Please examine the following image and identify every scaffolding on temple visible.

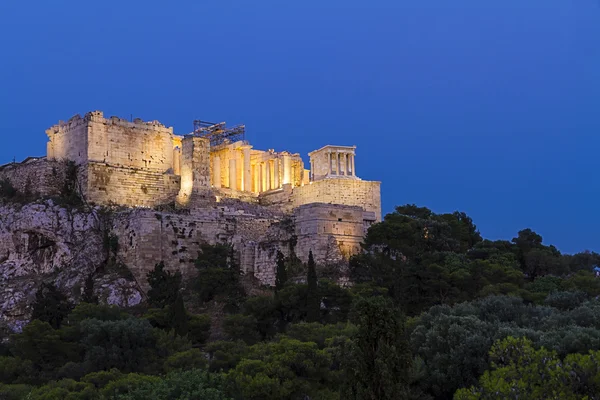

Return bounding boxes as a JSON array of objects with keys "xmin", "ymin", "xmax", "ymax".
[{"xmin": 192, "ymin": 120, "xmax": 246, "ymax": 147}]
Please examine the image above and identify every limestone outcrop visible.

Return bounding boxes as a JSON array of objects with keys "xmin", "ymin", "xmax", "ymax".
[{"xmin": 0, "ymin": 201, "xmax": 142, "ymax": 331}]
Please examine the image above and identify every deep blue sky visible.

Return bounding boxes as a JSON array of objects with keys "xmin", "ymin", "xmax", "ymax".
[{"xmin": 1, "ymin": 1, "xmax": 599, "ymax": 254}]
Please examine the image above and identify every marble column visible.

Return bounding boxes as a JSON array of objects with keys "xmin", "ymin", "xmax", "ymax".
[
  {"xmin": 252, "ymin": 164, "xmax": 258, "ymax": 193},
  {"xmin": 351, "ymin": 154, "xmax": 355, "ymax": 177},
  {"xmin": 229, "ymin": 159, "xmax": 237, "ymax": 190},
  {"xmin": 242, "ymin": 145, "xmax": 251, "ymax": 192},
  {"xmin": 273, "ymin": 157, "xmax": 280, "ymax": 188},
  {"xmin": 282, "ymin": 154, "xmax": 291, "ymax": 184},
  {"xmin": 261, "ymin": 162, "xmax": 267, "ymax": 192},
  {"xmin": 173, "ymin": 147, "xmax": 181, "ymax": 176},
  {"xmin": 213, "ymin": 156, "xmax": 221, "ymax": 188},
  {"xmin": 266, "ymin": 160, "xmax": 272, "ymax": 190},
  {"xmin": 340, "ymin": 152, "xmax": 346, "ymax": 176}
]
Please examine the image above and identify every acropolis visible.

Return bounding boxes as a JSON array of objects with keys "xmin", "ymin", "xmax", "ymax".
[{"xmin": 0, "ymin": 111, "xmax": 381, "ymax": 287}]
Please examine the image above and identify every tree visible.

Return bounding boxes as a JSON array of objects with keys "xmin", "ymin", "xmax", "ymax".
[
  {"xmin": 455, "ymin": 336, "xmax": 600, "ymax": 399},
  {"xmin": 306, "ymin": 250, "xmax": 320, "ymax": 323},
  {"xmin": 9, "ymin": 321, "xmax": 72, "ymax": 380},
  {"xmin": 79, "ymin": 318, "xmax": 160, "ymax": 374},
  {"xmin": 274, "ymin": 250, "xmax": 287, "ymax": 292},
  {"xmin": 342, "ymin": 296, "xmax": 412, "ymax": 400},
  {"xmin": 81, "ymin": 274, "xmax": 98, "ymax": 304},
  {"xmin": 227, "ymin": 337, "xmax": 334, "ymax": 400},
  {"xmin": 195, "ymin": 243, "xmax": 245, "ymax": 309},
  {"xmin": 31, "ymin": 282, "xmax": 72, "ymax": 329},
  {"xmin": 146, "ymin": 261, "xmax": 181, "ymax": 308},
  {"xmin": 111, "ymin": 369, "xmax": 229, "ymax": 400},
  {"xmin": 169, "ymin": 293, "xmax": 189, "ymax": 337}
]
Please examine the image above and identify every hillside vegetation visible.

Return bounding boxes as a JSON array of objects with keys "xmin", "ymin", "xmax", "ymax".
[{"xmin": 1, "ymin": 204, "xmax": 600, "ymax": 399}]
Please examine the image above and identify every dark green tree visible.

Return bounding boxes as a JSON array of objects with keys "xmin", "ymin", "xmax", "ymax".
[
  {"xmin": 274, "ymin": 250, "xmax": 287, "ymax": 292},
  {"xmin": 169, "ymin": 293, "xmax": 188, "ymax": 337},
  {"xmin": 31, "ymin": 282, "xmax": 72, "ymax": 329},
  {"xmin": 195, "ymin": 243, "xmax": 245, "ymax": 309},
  {"xmin": 342, "ymin": 296, "xmax": 411, "ymax": 400},
  {"xmin": 81, "ymin": 274, "xmax": 98, "ymax": 304},
  {"xmin": 146, "ymin": 261, "xmax": 181, "ymax": 308},
  {"xmin": 306, "ymin": 250, "xmax": 320, "ymax": 323}
]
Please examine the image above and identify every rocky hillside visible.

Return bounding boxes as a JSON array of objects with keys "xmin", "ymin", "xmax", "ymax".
[{"xmin": 0, "ymin": 201, "xmax": 143, "ymax": 331}]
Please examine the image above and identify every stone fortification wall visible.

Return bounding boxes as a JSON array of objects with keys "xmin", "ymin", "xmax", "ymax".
[
  {"xmin": 112, "ymin": 206, "xmax": 282, "ymax": 289},
  {"xmin": 86, "ymin": 112, "xmax": 176, "ymax": 172},
  {"xmin": 0, "ymin": 159, "xmax": 65, "ymax": 198},
  {"xmin": 86, "ymin": 163, "xmax": 180, "ymax": 207},
  {"xmin": 110, "ymin": 201, "xmax": 364, "ymax": 288},
  {"xmin": 46, "ymin": 111, "xmax": 177, "ymax": 173},
  {"xmin": 292, "ymin": 179, "xmax": 381, "ymax": 222},
  {"xmin": 294, "ymin": 203, "xmax": 366, "ymax": 259},
  {"xmin": 260, "ymin": 179, "xmax": 382, "ymax": 222},
  {"xmin": 46, "ymin": 115, "xmax": 89, "ymax": 164}
]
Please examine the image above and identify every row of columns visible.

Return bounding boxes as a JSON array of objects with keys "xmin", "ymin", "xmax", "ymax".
[
  {"xmin": 328, "ymin": 151, "xmax": 355, "ymax": 177},
  {"xmin": 253, "ymin": 157, "xmax": 285, "ymax": 193},
  {"xmin": 212, "ymin": 148, "xmax": 296, "ymax": 193},
  {"xmin": 213, "ymin": 146, "xmax": 252, "ymax": 192}
]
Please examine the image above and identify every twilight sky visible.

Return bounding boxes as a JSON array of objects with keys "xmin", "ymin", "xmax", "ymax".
[{"xmin": 0, "ymin": 1, "xmax": 599, "ymax": 254}]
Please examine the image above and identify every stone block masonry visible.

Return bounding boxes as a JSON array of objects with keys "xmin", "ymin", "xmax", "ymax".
[
  {"xmin": 47, "ymin": 111, "xmax": 179, "ymax": 173},
  {"xmin": 86, "ymin": 163, "xmax": 180, "ymax": 207},
  {"xmin": 177, "ymin": 136, "xmax": 212, "ymax": 206},
  {"xmin": 0, "ymin": 158, "xmax": 66, "ymax": 198},
  {"xmin": 292, "ymin": 179, "xmax": 381, "ymax": 222}
]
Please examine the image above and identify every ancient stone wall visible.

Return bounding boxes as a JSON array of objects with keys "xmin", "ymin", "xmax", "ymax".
[
  {"xmin": 46, "ymin": 115, "xmax": 89, "ymax": 164},
  {"xmin": 0, "ymin": 159, "xmax": 65, "ymax": 198},
  {"xmin": 291, "ymin": 179, "xmax": 382, "ymax": 221},
  {"xmin": 86, "ymin": 163, "xmax": 180, "ymax": 207},
  {"xmin": 86, "ymin": 112, "xmax": 176, "ymax": 172},
  {"xmin": 260, "ymin": 179, "xmax": 381, "ymax": 222},
  {"xmin": 178, "ymin": 137, "xmax": 212, "ymax": 206},
  {"xmin": 112, "ymin": 206, "xmax": 282, "ymax": 290},
  {"xmin": 294, "ymin": 203, "xmax": 366, "ymax": 259}
]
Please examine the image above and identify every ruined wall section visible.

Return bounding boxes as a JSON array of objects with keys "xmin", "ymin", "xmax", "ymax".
[
  {"xmin": 46, "ymin": 115, "xmax": 89, "ymax": 164},
  {"xmin": 112, "ymin": 206, "xmax": 282, "ymax": 290},
  {"xmin": 86, "ymin": 112, "xmax": 175, "ymax": 172},
  {"xmin": 292, "ymin": 179, "xmax": 381, "ymax": 222},
  {"xmin": 294, "ymin": 203, "xmax": 366, "ymax": 259},
  {"xmin": 86, "ymin": 164, "xmax": 180, "ymax": 207},
  {"xmin": 259, "ymin": 179, "xmax": 381, "ymax": 222},
  {"xmin": 0, "ymin": 159, "xmax": 65, "ymax": 198},
  {"xmin": 177, "ymin": 137, "xmax": 212, "ymax": 206}
]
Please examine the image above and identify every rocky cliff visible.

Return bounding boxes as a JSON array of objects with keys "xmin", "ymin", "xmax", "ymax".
[{"xmin": 0, "ymin": 201, "xmax": 143, "ymax": 331}]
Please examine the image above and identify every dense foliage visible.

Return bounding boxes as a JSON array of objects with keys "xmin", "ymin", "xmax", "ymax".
[{"xmin": 2, "ymin": 204, "xmax": 600, "ymax": 399}]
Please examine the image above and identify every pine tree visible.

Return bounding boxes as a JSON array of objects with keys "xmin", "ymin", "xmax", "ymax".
[
  {"xmin": 147, "ymin": 261, "xmax": 181, "ymax": 308},
  {"xmin": 342, "ymin": 296, "xmax": 412, "ymax": 400},
  {"xmin": 306, "ymin": 250, "xmax": 320, "ymax": 323},
  {"xmin": 170, "ymin": 293, "xmax": 189, "ymax": 337},
  {"xmin": 81, "ymin": 274, "xmax": 99, "ymax": 304},
  {"xmin": 31, "ymin": 282, "xmax": 73, "ymax": 329},
  {"xmin": 275, "ymin": 250, "xmax": 288, "ymax": 292}
]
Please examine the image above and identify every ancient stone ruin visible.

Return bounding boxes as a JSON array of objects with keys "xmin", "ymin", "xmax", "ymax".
[{"xmin": 0, "ymin": 111, "xmax": 381, "ymax": 327}]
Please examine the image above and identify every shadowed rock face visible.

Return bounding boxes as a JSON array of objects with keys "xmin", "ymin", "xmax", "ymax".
[{"xmin": 0, "ymin": 201, "xmax": 142, "ymax": 331}]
